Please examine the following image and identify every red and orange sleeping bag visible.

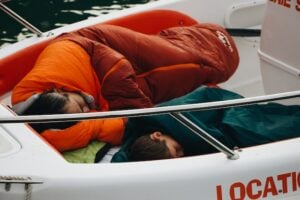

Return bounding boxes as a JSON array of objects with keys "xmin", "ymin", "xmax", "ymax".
[{"xmin": 11, "ymin": 10, "xmax": 239, "ymax": 152}]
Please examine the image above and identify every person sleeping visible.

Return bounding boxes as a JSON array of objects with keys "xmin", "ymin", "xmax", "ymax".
[
  {"xmin": 111, "ymin": 87, "xmax": 300, "ymax": 162},
  {"xmin": 11, "ymin": 22, "xmax": 239, "ymax": 152},
  {"xmin": 13, "ymin": 89, "xmax": 126, "ymax": 152}
]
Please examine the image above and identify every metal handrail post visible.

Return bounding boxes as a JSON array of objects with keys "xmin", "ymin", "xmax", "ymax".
[
  {"xmin": 170, "ymin": 112, "xmax": 240, "ymax": 160},
  {"xmin": 0, "ymin": 2, "xmax": 43, "ymax": 36}
]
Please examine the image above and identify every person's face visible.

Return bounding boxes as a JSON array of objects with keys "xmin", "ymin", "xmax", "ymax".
[
  {"xmin": 58, "ymin": 91, "xmax": 90, "ymax": 113},
  {"xmin": 150, "ymin": 132, "xmax": 184, "ymax": 158}
]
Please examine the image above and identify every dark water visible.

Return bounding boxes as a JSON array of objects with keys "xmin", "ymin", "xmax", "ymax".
[{"xmin": 0, "ymin": 0, "xmax": 154, "ymax": 48}]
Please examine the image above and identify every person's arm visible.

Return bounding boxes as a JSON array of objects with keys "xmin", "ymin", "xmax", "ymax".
[
  {"xmin": 41, "ymin": 118, "xmax": 125, "ymax": 152},
  {"xmin": 136, "ymin": 63, "xmax": 218, "ymax": 104},
  {"xmin": 55, "ymin": 28, "xmax": 153, "ymax": 110},
  {"xmin": 89, "ymin": 42, "xmax": 153, "ymax": 110}
]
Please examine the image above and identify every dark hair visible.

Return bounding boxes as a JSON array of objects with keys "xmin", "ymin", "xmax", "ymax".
[
  {"xmin": 22, "ymin": 90, "xmax": 77, "ymax": 132},
  {"xmin": 128, "ymin": 134, "xmax": 171, "ymax": 161}
]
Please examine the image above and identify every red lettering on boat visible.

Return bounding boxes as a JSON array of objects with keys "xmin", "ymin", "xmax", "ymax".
[
  {"xmin": 296, "ymin": 0, "xmax": 300, "ymax": 11},
  {"xmin": 263, "ymin": 176, "xmax": 278, "ymax": 197},
  {"xmin": 292, "ymin": 172, "xmax": 297, "ymax": 191},
  {"xmin": 298, "ymin": 172, "xmax": 300, "ymax": 188},
  {"xmin": 269, "ymin": 0, "xmax": 291, "ymax": 8},
  {"xmin": 216, "ymin": 185, "xmax": 223, "ymax": 200},
  {"xmin": 247, "ymin": 179, "xmax": 262, "ymax": 199},
  {"xmin": 215, "ymin": 171, "xmax": 300, "ymax": 199},
  {"xmin": 277, "ymin": 173, "xmax": 291, "ymax": 193},
  {"xmin": 230, "ymin": 182, "xmax": 245, "ymax": 200}
]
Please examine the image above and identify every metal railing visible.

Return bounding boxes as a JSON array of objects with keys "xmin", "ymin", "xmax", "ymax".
[
  {"xmin": 0, "ymin": 2, "xmax": 43, "ymax": 36},
  {"xmin": 170, "ymin": 112, "xmax": 240, "ymax": 159},
  {"xmin": 1, "ymin": 90, "xmax": 299, "ymax": 160},
  {"xmin": 1, "ymin": 90, "xmax": 299, "ymax": 124}
]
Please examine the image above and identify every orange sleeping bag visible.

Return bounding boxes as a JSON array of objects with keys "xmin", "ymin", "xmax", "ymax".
[
  {"xmin": 12, "ymin": 40, "xmax": 125, "ymax": 152},
  {"xmin": 57, "ymin": 23, "xmax": 239, "ymax": 109}
]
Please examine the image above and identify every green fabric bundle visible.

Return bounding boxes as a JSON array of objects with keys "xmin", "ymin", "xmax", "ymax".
[
  {"xmin": 63, "ymin": 141, "xmax": 107, "ymax": 163},
  {"xmin": 112, "ymin": 86, "xmax": 300, "ymax": 162}
]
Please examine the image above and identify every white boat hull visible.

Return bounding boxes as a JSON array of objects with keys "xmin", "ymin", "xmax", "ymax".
[{"xmin": 1, "ymin": 0, "xmax": 300, "ymax": 199}]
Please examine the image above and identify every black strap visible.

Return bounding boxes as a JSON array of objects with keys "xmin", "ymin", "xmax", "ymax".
[
  {"xmin": 225, "ymin": 28, "xmax": 261, "ymax": 37},
  {"xmin": 94, "ymin": 143, "xmax": 112, "ymax": 163}
]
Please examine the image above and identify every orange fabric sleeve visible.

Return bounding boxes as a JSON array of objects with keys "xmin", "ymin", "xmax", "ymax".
[
  {"xmin": 41, "ymin": 118, "xmax": 125, "ymax": 152},
  {"xmin": 100, "ymin": 58, "xmax": 153, "ymax": 109},
  {"xmin": 11, "ymin": 40, "xmax": 108, "ymax": 110},
  {"xmin": 136, "ymin": 63, "xmax": 210, "ymax": 104}
]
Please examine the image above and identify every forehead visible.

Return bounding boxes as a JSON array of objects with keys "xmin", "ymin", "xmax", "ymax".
[
  {"xmin": 61, "ymin": 98, "xmax": 79, "ymax": 113},
  {"xmin": 55, "ymin": 91, "xmax": 79, "ymax": 102},
  {"xmin": 44, "ymin": 91, "xmax": 68, "ymax": 103}
]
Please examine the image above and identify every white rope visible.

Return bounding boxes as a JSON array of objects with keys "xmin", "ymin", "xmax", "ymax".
[
  {"xmin": 25, "ymin": 184, "xmax": 32, "ymax": 200},
  {"xmin": 0, "ymin": 176, "xmax": 41, "ymax": 200}
]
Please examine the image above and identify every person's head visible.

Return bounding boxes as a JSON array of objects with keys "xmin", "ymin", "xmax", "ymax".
[
  {"xmin": 129, "ymin": 131, "xmax": 184, "ymax": 161},
  {"xmin": 13, "ymin": 89, "xmax": 91, "ymax": 132},
  {"xmin": 21, "ymin": 89, "xmax": 91, "ymax": 115}
]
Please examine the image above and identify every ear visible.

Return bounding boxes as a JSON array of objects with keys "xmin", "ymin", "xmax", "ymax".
[{"xmin": 150, "ymin": 131, "xmax": 162, "ymax": 141}]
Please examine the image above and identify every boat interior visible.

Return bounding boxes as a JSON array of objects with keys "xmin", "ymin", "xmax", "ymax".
[
  {"xmin": 0, "ymin": 0, "xmax": 299, "ymax": 162},
  {"xmin": 0, "ymin": 1, "xmax": 299, "ymax": 200}
]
